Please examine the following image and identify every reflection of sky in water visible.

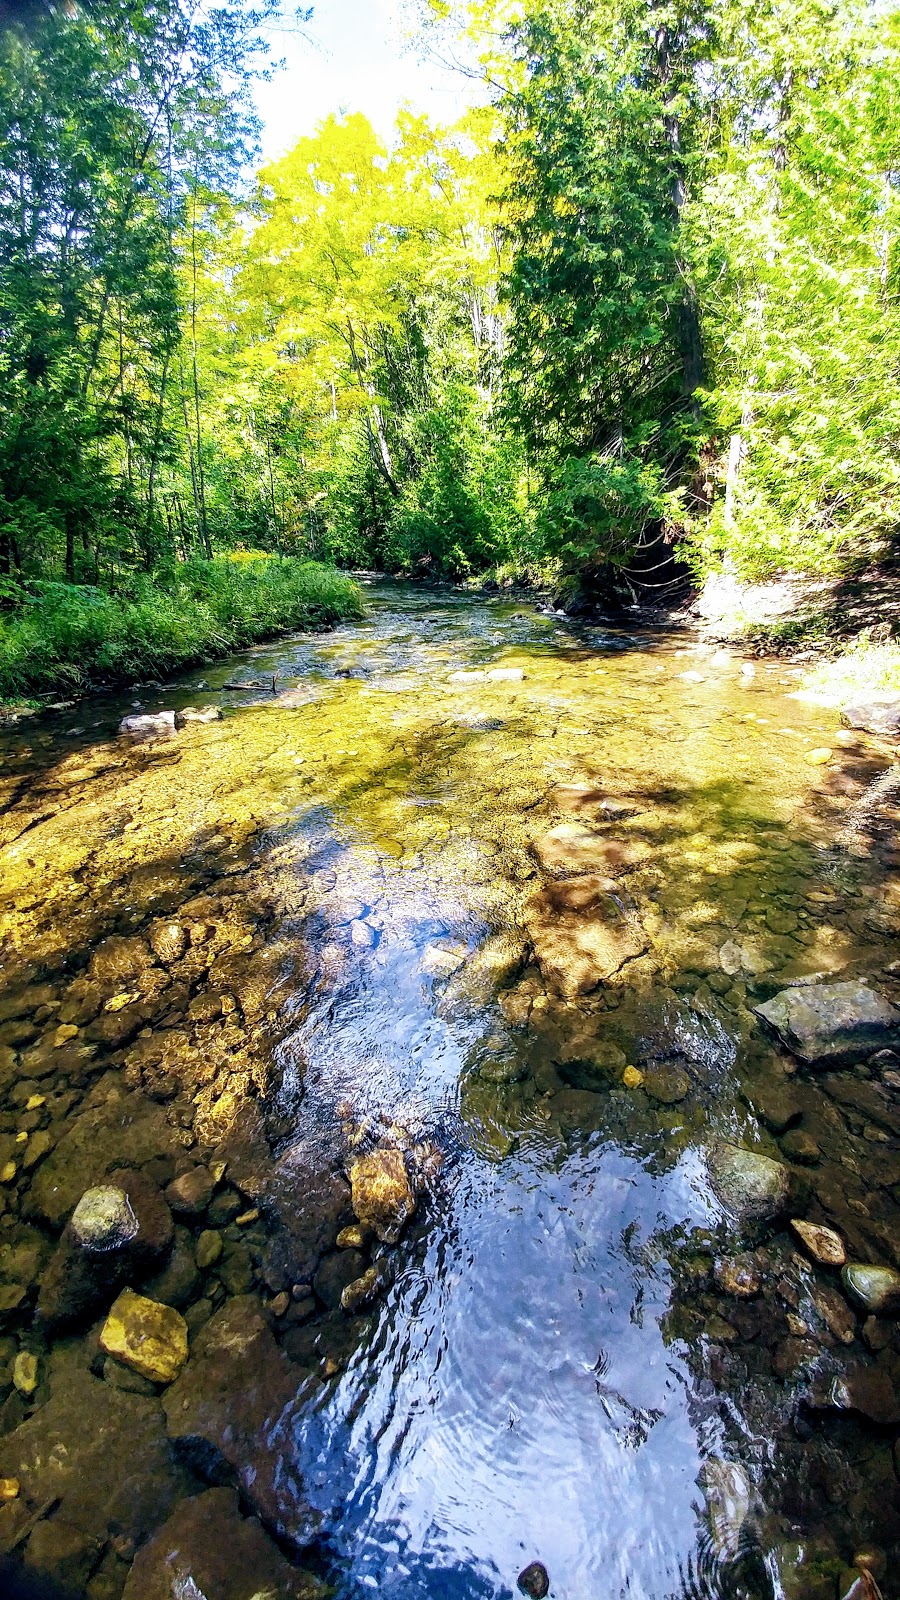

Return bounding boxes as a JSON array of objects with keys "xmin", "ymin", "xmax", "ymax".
[
  {"xmin": 269, "ymin": 800, "xmax": 720, "ymax": 1600},
  {"xmin": 293, "ymin": 1139, "xmax": 715, "ymax": 1600}
]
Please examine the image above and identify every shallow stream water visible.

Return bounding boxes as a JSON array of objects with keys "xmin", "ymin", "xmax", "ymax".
[{"xmin": 1, "ymin": 582, "xmax": 900, "ymax": 1600}]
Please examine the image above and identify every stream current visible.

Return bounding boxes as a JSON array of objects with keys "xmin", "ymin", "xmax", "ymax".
[{"xmin": 2, "ymin": 581, "xmax": 900, "ymax": 1600}]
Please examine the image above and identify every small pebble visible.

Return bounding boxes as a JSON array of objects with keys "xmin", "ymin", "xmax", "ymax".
[
  {"xmin": 271, "ymin": 1292, "xmax": 290, "ymax": 1317},
  {"xmin": 13, "ymin": 1351, "xmax": 38, "ymax": 1396},
  {"xmin": 235, "ymin": 1207, "xmax": 259, "ymax": 1227},
  {"xmin": 0, "ymin": 1478, "xmax": 19, "ymax": 1500}
]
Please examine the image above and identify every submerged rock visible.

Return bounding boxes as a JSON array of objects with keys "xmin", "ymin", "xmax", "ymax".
[
  {"xmin": 642, "ymin": 1065, "xmax": 690, "ymax": 1104},
  {"xmin": 702, "ymin": 1458, "xmax": 752, "ymax": 1561},
  {"xmin": 708, "ymin": 1143, "xmax": 800, "ymax": 1234},
  {"xmin": 754, "ymin": 982, "xmax": 900, "ymax": 1065},
  {"xmin": 341, "ymin": 1265, "xmax": 381, "ymax": 1315},
  {"xmin": 163, "ymin": 1297, "xmax": 305, "ymax": 1542},
  {"xmin": 100, "ymin": 1289, "xmax": 189, "ymax": 1385},
  {"xmin": 526, "ymin": 878, "xmax": 647, "ymax": 998},
  {"xmin": 123, "ymin": 1488, "xmax": 327, "ymax": 1600},
  {"xmin": 842, "ymin": 1263, "xmax": 900, "ymax": 1317},
  {"xmin": 0, "ymin": 1369, "xmax": 189, "ymax": 1546},
  {"xmin": 38, "ymin": 1170, "xmax": 174, "ymax": 1329},
  {"xmin": 27, "ymin": 1087, "xmax": 180, "ymax": 1228},
  {"xmin": 530, "ymin": 822, "xmax": 650, "ymax": 879},
  {"xmin": 349, "ymin": 1148, "xmax": 415, "ymax": 1244},
  {"xmin": 790, "ymin": 1219, "xmax": 846, "ymax": 1267}
]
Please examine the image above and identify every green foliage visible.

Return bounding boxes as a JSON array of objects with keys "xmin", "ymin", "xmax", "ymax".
[{"xmin": 0, "ymin": 557, "xmax": 362, "ymax": 699}]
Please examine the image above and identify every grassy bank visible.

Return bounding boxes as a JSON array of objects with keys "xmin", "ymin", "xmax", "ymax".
[{"xmin": 0, "ymin": 554, "xmax": 364, "ymax": 702}]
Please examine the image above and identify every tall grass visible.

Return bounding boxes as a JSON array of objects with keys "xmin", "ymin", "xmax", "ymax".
[{"xmin": 0, "ymin": 555, "xmax": 364, "ymax": 700}]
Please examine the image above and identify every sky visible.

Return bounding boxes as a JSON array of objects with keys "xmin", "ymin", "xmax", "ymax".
[{"xmin": 254, "ymin": 0, "xmax": 481, "ymax": 165}]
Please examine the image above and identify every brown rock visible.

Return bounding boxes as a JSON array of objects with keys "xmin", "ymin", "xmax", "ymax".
[
  {"xmin": 0, "ymin": 1369, "xmax": 190, "ymax": 1546},
  {"xmin": 122, "ymin": 1488, "xmax": 326, "ymax": 1600},
  {"xmin": 165, "ymin": 1166, "xmax": 215, "ymax": 1217},
  {"xmin": 163, "ymin": 1298, "xmax": 305, "ymax": 1543},
  {"xmin": 531, "ymin": 823, "xmax": 650, "ymax": 878},
  {"xmin": 349, "ymin": 1149, "xmax": 415, "ymax": 1243},
  {"xmin": 526, "ymin": 882, "xmax": 646, "ymax": 999},
  {"xmin": 790, "ymin": 1219, "xmax": 846, "ymax": 1267}
]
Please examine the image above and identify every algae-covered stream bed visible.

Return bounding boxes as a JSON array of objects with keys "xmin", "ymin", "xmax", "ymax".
[{"xmin": 1, "ymin": 581, "xmax": 900, "ymax": 1600}]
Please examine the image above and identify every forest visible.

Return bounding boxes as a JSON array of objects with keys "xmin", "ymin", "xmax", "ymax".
[{"xmin": 1, "ymin": 0, "xmax": 899, "ymax": 696}]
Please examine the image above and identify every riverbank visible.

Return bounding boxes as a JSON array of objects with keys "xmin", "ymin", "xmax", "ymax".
[{"xmin": 0, "ymin": 556, "xmax": 364, "ymax": 710}]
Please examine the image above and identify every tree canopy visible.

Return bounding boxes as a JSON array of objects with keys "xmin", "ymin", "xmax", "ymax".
[{"xmin": 1, "ymin": 0, "xmax": 899, "ymax": 599}]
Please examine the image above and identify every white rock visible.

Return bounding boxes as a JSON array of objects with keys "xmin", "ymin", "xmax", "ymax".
[
  {"xmin": 175, "ymin": 705, "xmax": 222, "ymax": 726},
  {"xmin": 118, "ymin": 711, "xmax": 176, "ymax": 741}
]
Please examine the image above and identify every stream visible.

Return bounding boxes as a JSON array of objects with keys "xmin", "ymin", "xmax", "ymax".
[{"xmin": 1, "ymin": 580, "xmax": 900, "ymax": 1600}]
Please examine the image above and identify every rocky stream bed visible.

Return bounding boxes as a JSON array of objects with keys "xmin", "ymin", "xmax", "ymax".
[{"xmin": 1, "ymin": 582, "xmax": 900, "ymax": 1599}]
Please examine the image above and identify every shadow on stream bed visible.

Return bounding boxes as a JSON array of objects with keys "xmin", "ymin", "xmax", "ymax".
[{"xmin": 0, "ymin": 584, "xmax": 899, "ymax": 1598}]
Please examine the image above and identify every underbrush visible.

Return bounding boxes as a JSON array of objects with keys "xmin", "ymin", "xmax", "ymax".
[
  {"xmin": 796, "ymin": 632, "xmax": 900, "ymax": 706},
  {"xmin": 0, "ymin": 555, "xmax": 363, "ymax": 701}
]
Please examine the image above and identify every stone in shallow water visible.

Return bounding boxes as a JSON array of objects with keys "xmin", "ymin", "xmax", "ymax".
[
  {"xmin": 526, "ymin": 878, "xmax": 647, "ymax": 999},
  {"xmin": 122, "ymin": 1488, "xmax": 327, "ymax": 1600},
  {"xmin": 642, "ymin": 1065, "xmax": 690, "ymax": 1104},
  {"xmin": 38, "ymin": 1169, "xmax": 174, "ymax": 1330},
  {"xmin": 790, "ymin": 1219, "xmax": 846, "ymax": 1266},
  {"xmin": 69, "ymin": 1186, "xmax": 138, "ymax": 1251},
  {"xmin": 163, "ymin": 1298, "xmax": 306, "ymax": 1544},
  {"xmin": 811, "ymin": 1366, "xmax": 900, "ymax": 1425},
  {"xmin": 100, "ymin": 1289, "xmax": 188, "ymax": 1384},
  {"xmin": 708, "ymin": 1143, "xmax": 799, "ymax": 1234},
  {"xmin": 842, "ymin": 1263, "xmax": 900, "ymax": 1317},
  {"xmin": 518, "ymin": 1561, "xmax": 550, "ymax": 1598},
  {"xmin": 349, "ymin": 1148, "xmax": 415, "ymax": 1244},
  {"xmin": 530, "ymin": 822, "xmax": 650, "ymax": 879},
  {"xmin": 754, "ymin": 982, "xmax": 900, "ymax": 1065},
  {"xmin": 715, "ymin": 1255, "xmax": 762, "ymax": 1297},
  {"xmin": 341, "ymin": 1266, "xmax": 381, "ymax": 1314},
  {"xmin": 0, "ymin": 1370, "xmax": 189, "ymax": 1546},
  {"xmin": 27, "ymin": 1087, "xmax": 180, "ymax": 1228}
]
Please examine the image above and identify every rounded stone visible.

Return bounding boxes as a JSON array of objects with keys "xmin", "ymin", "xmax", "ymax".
[
  {"xmin": 70, "ymin": 1187, "xmax": 139, "ymax": 1253},
  {"xmin": 842, "ymin": 1263, "xmax": 900, "ymax": 1317},
  {"xmin": 643, "ymin": 1066, "xmax": 690, "ymax": 1104},
  {"xmin": 518, "ymin": 1562, "xmax": 550, "ymax": 1598}
]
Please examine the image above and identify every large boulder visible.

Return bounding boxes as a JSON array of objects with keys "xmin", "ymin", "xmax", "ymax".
[
  {"xmin": 841, "ymin": 696, "xmax": 900, "ymax": 737},
  {"xmin": 37, "ymin": 1171, "xmax": 174, "ymax": 1329},
  {"xmin": 709, "ymin": 1143, "xmax": 801, "ymax": 1235},
  {"xmin": 163, "ymin": 1298, "xmax": 308, "ymax": 1544},
  {"xmin": 0, "ymin": 1369, "xmax": 190, "ymax": 1547},
  {"xmin": 122, "ymin": 1488, "xmax": 327, "ymax": 1600},
  {"xmin": 754, "ymin": 982, "xmax": 900, "ymax": 1065}
]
